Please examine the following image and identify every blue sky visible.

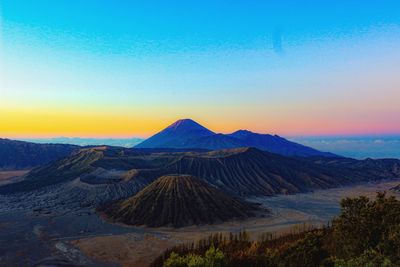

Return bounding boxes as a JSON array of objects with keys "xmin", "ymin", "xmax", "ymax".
[{"xmin": 1, "ymin": 1, "xmax": 400, "ymax": 137}]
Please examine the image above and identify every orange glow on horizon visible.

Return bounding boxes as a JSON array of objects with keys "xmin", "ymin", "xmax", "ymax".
[{"xmin": 1, "ymin": 106, "xmax": 399, "ymax": 139}]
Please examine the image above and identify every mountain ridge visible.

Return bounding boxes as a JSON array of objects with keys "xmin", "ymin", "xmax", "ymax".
[
  {"xmin": 1, "ymin": 146, "xmax": 399, "ymax": 198},
  {"xmin": 135, "ymin": 119, "xmax": 337, "ymax": 157},
  {"xmin": 0, "ymin": 138, "xmax": 79, "ymax": 170}
]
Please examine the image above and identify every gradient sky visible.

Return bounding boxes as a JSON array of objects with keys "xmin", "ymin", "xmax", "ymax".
[{"xmin": 1, "ymin": 1, "xmax": 400, "ymax": 138}]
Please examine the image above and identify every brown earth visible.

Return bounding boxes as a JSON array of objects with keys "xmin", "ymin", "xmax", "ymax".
[
  {"xmin": 0, "ymin": 170, "xmax": 30, "ymax": 185},
  {"xmin": 71, "ymin": 233, "xmax": 189, "ymax": 267},
  {"xmin": 71, "ymin": 180, "xmax": 400, "ymax": 267}
]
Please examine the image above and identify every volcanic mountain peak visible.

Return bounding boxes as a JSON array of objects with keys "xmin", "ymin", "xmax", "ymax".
[
  {"xmin": 136, "ymin": 119, "xmax": 335, "ymax": 157},
  {"xmin": 163, "ymin": 119, "xmax": 214, "ymax": 134},
  {"xmin": 135, "ymin": 119, "xmax": 214, "ymax": 148},
  {"xmin": 166, "ymin": 118, "xmax": 207, "ymax": 130},
  {"xmin": 102, "ymin": 174, "xmax": 260, "ymax": 227}
]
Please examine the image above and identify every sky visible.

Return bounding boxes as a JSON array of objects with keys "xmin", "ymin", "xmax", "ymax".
[
  {"xmin": 291, "ymin": 136, "xmax": 400, "ymax": 159},
  {"xmin": 1, "ymin": 1, "xmax": 400, "ymax": 138}
]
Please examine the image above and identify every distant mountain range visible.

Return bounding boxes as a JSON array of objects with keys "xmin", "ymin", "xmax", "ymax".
[
  {"xmin": 1, "ymin": 145, "xmax": 399, "ymax": 227},
  {"xmin": 0, "ymin": 139, "xmax": 79, "ymax": 170},
  {"xmin": 135, "ymin": 119, "xmax": 336, "ymax": 157},
  {"xmin": 19, "ymin": 137, "xmax": 144, "ymax": 148}
]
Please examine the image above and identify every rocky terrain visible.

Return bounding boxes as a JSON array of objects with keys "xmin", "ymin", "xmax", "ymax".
[
  {"xmin": 102, "ymin": 175, "xmax": 261, "ymax": 227},
  {"xmin": 2, "ymin": 146, "xmax": 400, "ymax": 200},
  {"xmin": 1, "ymin": 177, "xmax": 399, "ymax": 266},
  {"xmin": 1, "ymin": 136, "xmax": 400, "ymax": 266},
  {"xmin": 0, "ymin": 142, "xmax": 399, "ymax": 266}
]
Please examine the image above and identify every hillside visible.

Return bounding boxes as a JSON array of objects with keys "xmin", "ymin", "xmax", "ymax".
[
  {"xmin": 0, "ymin": 147, "xmax": 105, "ymax": 193},
  {"xmin": 0, "ymin": 146, "xmax": 169, "ymax": 194},
  {"xmin": 228, "ymin": 130, "xmax": 336, "ymax": 157},
  {"xmin": 309, "ymin": 157, "xmax": 400, "ymax": 179},
  {"xmin": 0, "ymin": 138, "xmax": 78, "ymax": 170},
  {"xmin": 102, "ymin": 175, "xmax": 260, "ymax": 227},
  {"xmin": 163, "ymin": 147, "xmax": 349, "ymax": 196},
  {"xmin": 152, "ymin": 193, "xmax": 400, "ymax": 267},
  {"xmin": 2, "ymin": 146, "xmax": 400, "ymax": 197},
  {"xmin": 136, "ymin": 148, "xmax": 400, "ymax": 196}
]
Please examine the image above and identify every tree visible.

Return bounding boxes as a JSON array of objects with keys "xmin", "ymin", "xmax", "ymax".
[
  {"xmin": 279, "ymin": 231, "xmax": 330, "ymax": 267},
  {"xmin": 332, "ymin": 192, "xmax": 400, "ymax": 264}
]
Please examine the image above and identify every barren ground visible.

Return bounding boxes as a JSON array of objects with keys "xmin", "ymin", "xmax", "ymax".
[
  {"xmin": 70, "ymin": 180, "xmax": 400, "ymax": 267},
  {"xmin": 0, "ymin": 170, "xmax": 29, "ymax": 185},
  {"xmin": 1, "ymin": 177, "xmax": 399, "ymax": 266}
]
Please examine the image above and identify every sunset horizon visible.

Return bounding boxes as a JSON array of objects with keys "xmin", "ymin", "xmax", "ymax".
[
  {"xmin": 2, "ymin": 2, "xmax": 400, "ymax": 139},
  {"xmin": 1, "ymin": 2, "xmax": 400, "ymax": 266}
]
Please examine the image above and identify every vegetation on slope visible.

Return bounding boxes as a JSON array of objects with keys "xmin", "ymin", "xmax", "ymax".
[
  {"xmin": 152, "ymin": 192, "xmax": 400, "ymax": 267},
  {"xmin": 101, "ymin": 175, "xmax": 261, "ymax": 227}
]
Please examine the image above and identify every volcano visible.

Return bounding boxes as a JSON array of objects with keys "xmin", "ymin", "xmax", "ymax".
[
  {"xmin": 135, "ymin": 119, "xmax": 215, "ymax": 149},
  {"xmin": 102, "ymin": 174, "xmax": 260, "ymax": 227},
  {"xmin": 135, "ymin": 119, "xmax": 336, "ymax": 157}
]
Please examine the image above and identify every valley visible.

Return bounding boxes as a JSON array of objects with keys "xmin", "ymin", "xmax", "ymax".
[
  {"xmin": 0, "ymin": 179, "xmax": 398, "ymax": 266},
  {"xmin": 3, "ymin": 2, "xmax": 399, "ymax": 265},
  {"xmin": 1, "ymin": 120, "xmax": 400, "ymax": 266}
]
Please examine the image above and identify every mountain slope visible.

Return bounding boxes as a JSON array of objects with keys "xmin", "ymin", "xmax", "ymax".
[
  {"xmin": 0, "ymin": 146, "xmax": 169, "ymax": 194},
  {"xmin": 102, "ymin": 175, "xmax": 260, "ymax": 227},
  {"xmin": 0, "ymin": 147, "xmax": 105, "ymax": 193},
  {"xmin": 135, "ymin": 119, "xmax": 335, "ymax": 157},
  {"xmin": 228, "ymin": 130, "xmax": 336, "ymax": 157},
  {"xmin": 164, "ymin": 148, "xmax": 349, "ymax": 196},
  {"xmin": 0, "ymin": 138, "xmax": 78, "ymax": 170},
  {"xmin": 309, "ymin": 157, "xmax": 400, "ymax": 181},
  {"xmin": 135, "ymin": 119, "xmax": 215, "ymax": 148},
  {"xmin": 183, "ymin": 133, "xmax": 245, "ymax": 150},
  {"xmin": 2, "ymin": 146, "xmax": 398, "ymax": 198},
  {"xmin": 164, "ymin": 148, "xmax": 400, "ymax": 196}
]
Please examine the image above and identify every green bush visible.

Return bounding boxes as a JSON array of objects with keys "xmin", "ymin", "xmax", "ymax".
[
  {"xmin": 164, "ymin": 246, "xmax": 225, "ymax": 267},
  {"xmin": 332, "ymin": 192, "xmax": 400, "ymax": 264},
  {"xmin": 158, "ymin": 193, "xmax": 400, "ymax": 267},
  {"xmin": 187, "ymin": 254, "xmax": 205, "ymax": 267},
  {"xmin": 279, "ymin": 231, "xmax": 330, "ymax": 267},
  {"xmin": 334, "ymin": 249, "xmax": 393, "ymax": 267},
  {"xmin": 204, "ymin": 246, "xmax": 225, "ymax": 267},
  {"xmin": 164, "ymin": 252, "xmax": 187, "ymax": 267}
]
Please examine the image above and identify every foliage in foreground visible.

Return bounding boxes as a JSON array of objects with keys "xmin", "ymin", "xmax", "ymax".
[{"xmin": 151, "ymin": 192, "xmax": 400, "ymax": 267}]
